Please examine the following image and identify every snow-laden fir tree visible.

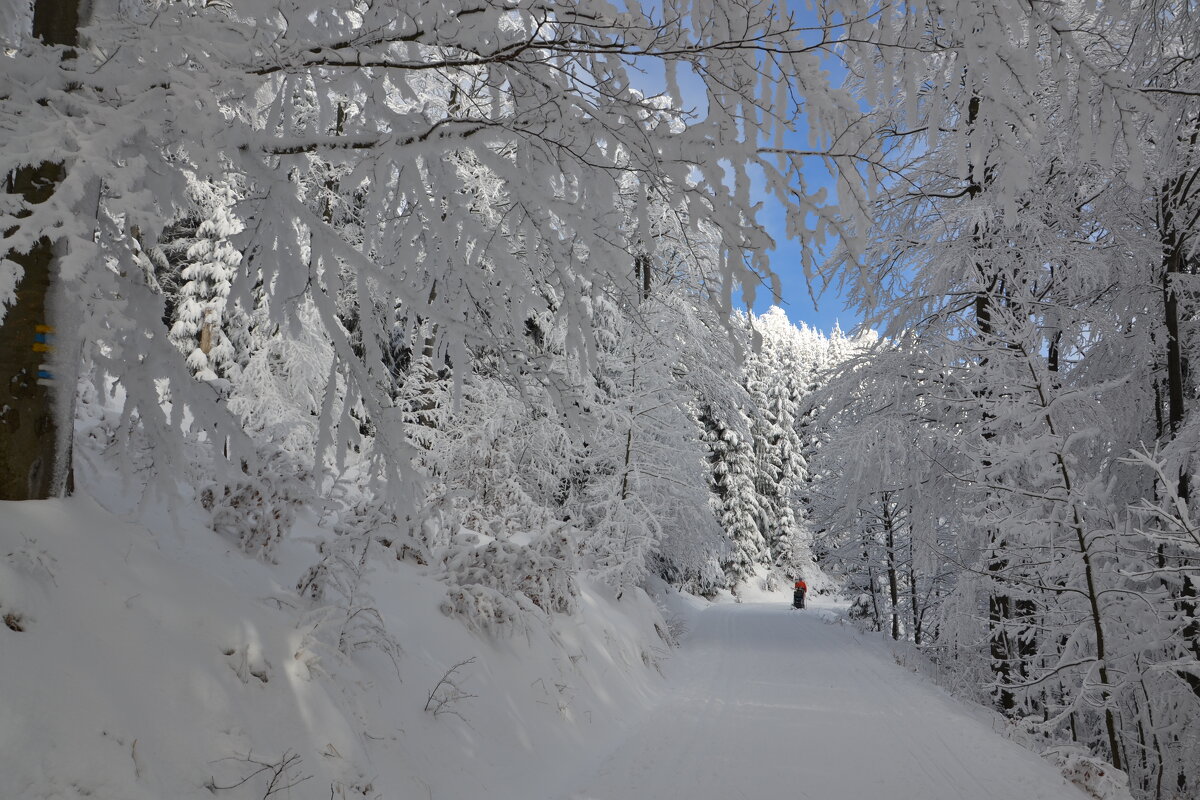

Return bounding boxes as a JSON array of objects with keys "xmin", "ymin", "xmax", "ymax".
[
  {"xmin": 745, "ymin": 308, "xmax": 816, "ymax": 579},
  {"xmin": 169, "ymin": 181, "xmax": 240, "ymax": 384},
  {"xmin": 715, "ymin": 308, "xmax": 869, "ymax": 589},
  {"xmin": 699, "ymin": 403, "xmax": 767, "ymax": 587}
]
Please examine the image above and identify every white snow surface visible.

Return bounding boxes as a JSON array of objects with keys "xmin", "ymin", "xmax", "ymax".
[
  {"xmin": 0, "ymin": 496, "xmax": 665, "ymax": 800},
  {"xmin": 2, "ymin": 495, "xmax": 1092, "ymax": 800},
  {"xmin": 557, "ymin": 598, "xmax": 1093, "ymax": 800}
]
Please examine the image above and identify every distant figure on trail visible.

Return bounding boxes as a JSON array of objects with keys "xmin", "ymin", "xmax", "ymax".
[{"xmin": 793, "ymin": 579, "xmax": 807, "ymax": 609}]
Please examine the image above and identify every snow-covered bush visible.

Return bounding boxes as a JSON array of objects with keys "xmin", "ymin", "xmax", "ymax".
[
  {"xmin": 0, "ymin": 536, "xmax": 57, "ymax": 633},
  {"xmin": 847, "ymin": 593, "xmax": 873, "ymax": 621},
  {"xmin": 1043, "ymin": 747, "xmax": 1134, "ymax": 800},
  {"xmin": 651, "ymin": 546, "xmax": 727, "ymax": 600},
  {"xmin": 579, "ymin": 492, "xmax": 660, "ymax": 593},
  {"xmin": 294, "ymin": 533, "xmax": 401, "ymax": 677},
  {"xmin": 201, "ymin": 448, "xmax": 309, "ymax": 560},
  {"xmin": 439, "ymin": 526, "xmax": 578, "ymax": 635},
  {"xmin": 290, "ymin": 498, "xmax": 412, "ymax": 679},
  {"xmin": 299, "ymin": 498, "xmax": 425, "ymax": 594}
]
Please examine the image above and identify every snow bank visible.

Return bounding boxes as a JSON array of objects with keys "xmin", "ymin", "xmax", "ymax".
[
  {"xmin": 645, "ymin": 576, "xmax": 710, "ymax": 643},
  {"xmin": 865, "ymin": 621, "xmax": 1133, "ymax": 800},
  {"xmin": 0, "ymin": 496, "xmax": 669, "ymax": 800}
]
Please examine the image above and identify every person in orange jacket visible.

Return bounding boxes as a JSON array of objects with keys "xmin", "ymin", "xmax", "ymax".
[{"xmin": 793, "ymin": 579, "xmax": 807, "ymax": 609}]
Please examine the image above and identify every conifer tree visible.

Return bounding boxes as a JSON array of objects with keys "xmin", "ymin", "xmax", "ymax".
[
  {"xmin": 747, "ymin": 308, "xmax": 818, "ymax": 576},
  {"xmin": 700, "ymin": 404, "xmax": 768, "ymax": 586},
  {"xmin": 169, "ymin": 183, "xmax": 240, "ymax": 383}
]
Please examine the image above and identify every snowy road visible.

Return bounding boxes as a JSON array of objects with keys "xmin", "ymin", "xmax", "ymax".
[{"xmin": 557, "ymin": 601, "xmax": 1089, "ymax": 800}]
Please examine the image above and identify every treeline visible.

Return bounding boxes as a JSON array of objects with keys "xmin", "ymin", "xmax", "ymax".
[
  {"xmin": 117, "ymin": 165, "xmax": 857, "ymax": 608},
  {"xmin": 809, "ymin": 1, "xmax": 1200, "ymax": 796}
]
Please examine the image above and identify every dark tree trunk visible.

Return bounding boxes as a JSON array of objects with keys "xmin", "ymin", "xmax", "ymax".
[
  {"xmin": 1158, "ymin": 121, "xmax": 1200, "ymax": 501},
  {"xmin": 634, "ymin": 253, "xmax": 651, "ymax": 301},
  {"xmin": 1162, "ymin": 231, "xmax": 1189, "ymax": 501},
  {"xmin": 909, "ymin": 533, "xmax": 921, "ymax": 645},
  {"xmin": 988, "ymin": 584, "xmax": 1016, "ymax": 712},
  {"xmin": 0, "ymin": 1, "xmax": 91, "ymax": 499},
  {"xmin": 0, "ymin": 165, "xmax": 69, "ymax": 499},
  {"xmin": 882, "ymin": 495, "xmax": 901, "ymax": 641},
  {"xmin": 33, "ymin": 0, "xmax": 81, "ymax": 46}
]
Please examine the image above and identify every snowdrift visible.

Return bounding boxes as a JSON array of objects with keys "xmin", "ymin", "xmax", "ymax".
[{"xmin": 0, "ymin": 496, "xmax": 669, "ymax": 800}]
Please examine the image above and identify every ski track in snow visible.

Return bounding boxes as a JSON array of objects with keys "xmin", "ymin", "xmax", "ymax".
[{"xmin": 556, "ymin": 601, "xmax": 1090, "ymax": 800}]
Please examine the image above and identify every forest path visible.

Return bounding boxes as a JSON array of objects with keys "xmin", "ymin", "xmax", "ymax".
[{"xmin": 553, "ymin": 600, "xmax": 1090, "ymax": 800}]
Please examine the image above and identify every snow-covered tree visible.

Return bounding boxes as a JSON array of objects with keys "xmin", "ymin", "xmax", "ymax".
[
  {"xmin": 704, "ymin": 309, "xmax": 870, "ymax": 589},
  {"xmin": 4, "ymin": 0, "xmax": 1197, "ymax": 790},
  {"xmin": 699, "ymin": 403, "xmax": 766, "ymax": 587},
  {"xmin": 2, "ymin": 0, "xmax": 890, "ymax": 503},
  {"xmin": 816, "ymin": 0, "xmax": 1200, "ymax": 791},
  {"xmin": 169, "ymin": 182, "xmax": 240, "ymax": 383},
  {"xmin": 745, "ymin": 308, "xmax": 817, "ymax": 578}
]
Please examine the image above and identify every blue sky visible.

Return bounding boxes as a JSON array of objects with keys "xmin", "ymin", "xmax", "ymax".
[
  {"xmin": 658, "ymin": 3, "xmax": 861, "ymax": 335},
  {"xmin": 744, "ymin": 4, "xmax": 859, "ymax": 335},
  {"xmin": 751, "ymin": 191, "xmax": 857, "ymax": 335}
]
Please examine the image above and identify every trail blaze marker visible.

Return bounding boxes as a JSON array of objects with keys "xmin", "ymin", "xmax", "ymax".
[{"xmin": 33, "ymin": 324, "xmax": 54, "ymax": 383}]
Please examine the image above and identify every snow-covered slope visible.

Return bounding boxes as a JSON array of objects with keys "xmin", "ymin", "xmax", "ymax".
[
  {"xmin": 0, "ymin": 496, "xmax": 668, "ymax": 800},
  {"xmin": 1, "ymin": 494, "xmax": 1123, "ymax": 800}
]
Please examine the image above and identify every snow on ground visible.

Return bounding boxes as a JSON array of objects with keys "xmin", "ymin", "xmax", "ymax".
[
  {"xmin": 555, "ymin": 596, "xmax": 1093, "ymax": 800},
  {"xmin": 1, "ymin": 494, "xmax": 1100, "ymax": 800},
  {"xmin": 0, "ymin": 496, "xmax": 668, "ymax": 800}
]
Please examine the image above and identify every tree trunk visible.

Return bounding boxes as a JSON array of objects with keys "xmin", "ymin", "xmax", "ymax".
[
  {"xmin": 0, "ymin": 168, "xmax": 69, "ymax": 499},
  {"xmin": 1162, "ymin": 234, "xmax": 1189, "ymax": 501},
  {"xmin": 0, "ymin": 0, "xmax": 82, "ymax": 499},
  {"xmin": 1029, "ymin": 351, "xmax": 1124, "ymax": 770},
  {"xmin": 909, "ymin": 533, "xmax": 921, "ymax": 645},
  {"xmin": 1158, "ymin": 122, "xmax": 1199, "ymax": 501},
  {"xmin": 882, "ymin": 495, "xmax": 900, "ymax": 641},
  {"xmin": 634, "ymin": 253, "xmax": 651, "ymax": 302},
  {"xmin": 988, "ymin": 574, "xmax": 1016, "ymax": 713}
]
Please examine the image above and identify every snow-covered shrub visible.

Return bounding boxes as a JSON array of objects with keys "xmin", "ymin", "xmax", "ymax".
[
  {"xmin": 423, "ymin": 657, "xmax": 477, "ymax": 720},
  {"xmin": 297, "ymin": 516, "xmax": 362, "ymax": 604},
  {"xmin": 760, "ymin": 572, "xmax": 784, "ymax": 593},
  {"xmin": 579, "ymin": 493, "xmax": 659, "ymax": 592},
  {"xmin": 201, "ymin": 448, "xmax": 308, "ymax": 560},
  {"xmin": 847, "ymin": 593, "xmax": 873, "ymax": 621},
  {"xmin": 292, "ymin": 501, "xmax": 404, "ymax": 676},
  {"xmin": 1043, "ymin": 747, "xmax": 1134, "ymax": 800},
  {"xmin": 298, "ymin": 499, "xmax": 423, "ymax": 601},
  {"xmin": 439, "ymin": 526, "xmax": 578, "ymax": 635},
  {"xmin": 0, "ymin": 537, "xmax": 56, "ymax": 632},
  {"xmin": 296, "ymin": 566, "xmax": 401, "ymax": 677},
  {"xmin": 441, "ymin": 583, "xmax": 523, "ymax": 635},
  {"xmin": 652, "ymin": 550, "xmax": 727, "ymax": 599}
]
